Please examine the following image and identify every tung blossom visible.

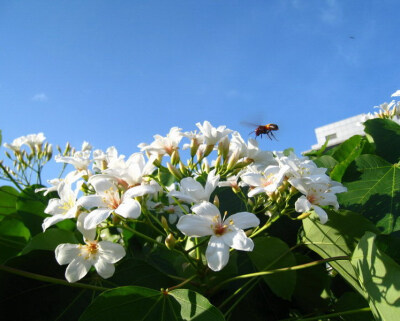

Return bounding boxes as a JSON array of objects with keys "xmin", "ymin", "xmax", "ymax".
[
  {"xmin": 78, "ymin": 175, "xmax": 141, "ymax": 229},
  {"xmin": 290, "ymin": 179, "xmax": 347, "ymax": 224},
  {"xmin": 55, "ymin": 213, "xmax": 125, "ymax": 282},
  {"xmin": 196, "ymin": 121, "xmax": 232, "ymax": 146},
  {"xmin": 177, "ymin": 202, "xmax": 260, "ymax": 271},
  {"xmin": 168, "ymin": 169, "xmax": 220, "ymax": 204}
]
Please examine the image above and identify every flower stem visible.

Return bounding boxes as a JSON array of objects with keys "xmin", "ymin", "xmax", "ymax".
[
  {"xmin": 278, "ymin": 307, "xmax": 371, "ymax": 321},
  {"xmin": 0, "ymin": 264, "xmax": 109, "ymax": 292},
  {"xmin": 167, "ymin": 274, "xmax": 197, "ymax": 291},
  {"xmin": 214, "ymin": 256, "xmax": 350, "ymax": 291}
]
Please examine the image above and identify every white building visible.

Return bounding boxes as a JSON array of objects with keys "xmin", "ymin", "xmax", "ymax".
[
  {"xmin": 311, "ymin": 113, "xmax": 400, "ymax": 150},
  {"xmin": 311, "ymin": 114, "xmax": 366, "ymax": 150}
]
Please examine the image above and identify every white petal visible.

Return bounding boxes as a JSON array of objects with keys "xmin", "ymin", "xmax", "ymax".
[
  {"xmin": 176, "ymin": 215, "xmax": 213, "ymax": 237},
  {"xmin": 295, "ymin": 196, "xmax": 312, "ymax": 213},
  {"xmin": 98, "ymin": 241, "xmax": 126, "ymax": 263},
  {"xmin": 206, "ymin": 236, "xmax": 230, "ymax": 271},
  {"xmin": 227, "ymin": 212, "xmax": 260, "ymax": 230},
  {"xmin": 222, "ymin": 228, "xmax": 254, "ymax": 251},
  {"xmin": 55, "ymin": 243, "xmax": 81, "ymax": 265},
  {"xmin": 248, "ymin": 187, "xmax": 266, "ymax": 197},
  {"xmin": 115, "ymin": 198, "xmax": 141, "ymax": 219},
  {"xmin": 191, "ymin": 202, "xmax": 220, "ymax": 219},
  {"xmin": 44, "ymin": 199, "xmax": 64, "ymax": 215},
  {"xmin": 42, "ymin": 214, "xmax": 67, "ymax": 231},
  {"xmin": 89, "ymin": 175, "xmax": 117, "ymax": 193},
  {"xmin": 77, "ymin": 195, "xmax": 105, "ymax": 209},
  {"xmin": 65, "ymin": 258, "xmax": 92, "ymax": 283},
  {"xmin": 77, "ymin": 212, "xmax": 97, "ymax": 241},
  {"xmin": 125, "ymin": 185, "xmax": 156, "ymax": 198},
  {"xmin": 84, "ymin": 209, "xmax": 112, "ymax": 229},
  {"xmin": 313, "ymin": 205, "xmax": 328, "ymax": 224},
  {"xmin": 94, "ymin": 259, "xmax": 115, "ymax": 279},
  {"xmin": 168, "ymin": 190, "xmax": 197, "ymax": 204},
  {"xmin": 241, "ymin": 173, "xmax": 263, "ymax": 187}
]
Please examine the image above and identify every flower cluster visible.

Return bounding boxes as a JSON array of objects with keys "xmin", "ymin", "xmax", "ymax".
[{"xmin": 26, "ymin": 120, "xmax": 347, "ymax": 282}]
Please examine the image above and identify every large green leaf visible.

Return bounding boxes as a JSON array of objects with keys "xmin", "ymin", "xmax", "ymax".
[
  {"xmin": 21, "ymin": 228, "xmax": 78, "ymax": 255},
  {"xmin": 16, "ymin": 185, "xmax": 48, "ymax": 236},
  {"xmin": 329, "ymin": 135, "xmax": 371, "ymax": 182},
  {"xmin": 338, "ymin": 154, "xmax": 400, "ymax": 234},
  {"xmin": 79, "ymin": 286, "xmax": 225, "ymax": 321},
  {"xmin": 302, "ymin": 209, "xmax": 379, "ymax": 299},
  {"xmin": 0, "ymin": 250, "xmax": 98, "ymax": 321},
  {"xmin": 0, "ymin": 217, "xmax": 30, "ymax": 263},
  {"xmin": 364, "ymin": 118, "xmax": 400, "ymax": 163},
  {"xmin": 108, "ymin": 258, "xmax": 175, "ymax": 289},
  {"xmin": 351, "ymin": 232, "xmax": 400, "ymax": 321},
  {"xmin": 334, "ymin": 292, "xmax": 373, "ymax": 321},
  {"xmin": 0, "ymin": 186, "xmax": 19, "ymax": 218},
  {"xmin": 248, "ymin": 236, "xmax": 297, "ymax": 300}
]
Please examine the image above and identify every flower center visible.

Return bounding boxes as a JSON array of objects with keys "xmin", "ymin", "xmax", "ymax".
[{"xmin": 80, "ymin": 241, "xmax": 99, "ymax": 260}]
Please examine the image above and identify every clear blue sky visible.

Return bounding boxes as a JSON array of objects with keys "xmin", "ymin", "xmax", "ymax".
[{"xmin": 1, "ymin": 1, "xmax": 399, "ymax": 170}]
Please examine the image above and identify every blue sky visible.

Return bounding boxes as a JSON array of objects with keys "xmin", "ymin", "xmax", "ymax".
[{"xmin": 1, "ymin": 0, "xmax": 399, "ymax": 178}]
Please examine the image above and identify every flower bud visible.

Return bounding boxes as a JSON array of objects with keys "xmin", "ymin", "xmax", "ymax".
[
  {"xmin": 165, "ymin": 233, "xmax": 176, "ymax": 250},
  {"xmin": 218, "ymin": 136, "xmax": 230, "ymax": 160},
  {"xmin": 213, "ymin": 195, "xmax": 220, "ymax": 208},
  {"xmin": 296, "ymin": 212, "xmax": 311, "ymax": 220},
  {"xmin": 167, "ymin": 162, "xmax": 183, "ymax": 180},
  {"xmin": 203, "ymin": 144, "xmax": 214, "ymax": 157},
  {"xmin": 227, "ymin": 150, "xmax": 239, "ymax": 171},
  {"xmin": 201, "ymin": 158, "xmax": 210, "ymax": 173},
  {"xmin": 179, "ymin": 161, "xmax": 188, "ymax": 176},
  {"xmin": 160, "ymin": 216, "xmax": 170, "ymax": 232},
  {"xmin": 190, "ymin": 138, "xmax": 200, "ymax": 158},
  {"xmin": 171, "ymin": 150, "xmax": 180, "ymax": 166}
]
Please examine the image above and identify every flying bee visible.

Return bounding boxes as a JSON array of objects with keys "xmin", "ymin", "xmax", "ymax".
[
  {"xmin": 252, "ymin": 124, "xmax": 279, "ymax": 140},
  {"xmin": 241, "ymin": 121, "xmax": 279, "ymax": 140}
]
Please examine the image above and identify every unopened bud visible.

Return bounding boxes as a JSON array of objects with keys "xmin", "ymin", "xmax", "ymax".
[
  {"xmin": 171, "ymin": 150, "xmax": 180, "ymax": 166},
  {"xmin": 214, "ymin": 155, "xmax": 222, "ymax": 171},
  {"xmin": 167, "ymin": 162, "xmax": 183, "ymax": 180},
  {"xmin": 269, "ymin": 191, "xmax": 278, "ymax": 201},
  {"xmin": 296, "ymin": 212, "xmax": 311, "ymax": 220},
  {"xmin": 289, "ymin": 186, "xmax": 298, "ymax": 195},
  {"xmin": 179, "ymin": 161, "xmax": 188, "ymax": 176},
  {"xmin": 190, "ymin": 138, "xmax": 200, "ymax": 158},
  {"xmin": 201, "ymin": 159, "xmax": 210, "ymax": 173},
  {"xmin": 203, "ymin": 144, "xmax": 214, "ymax": 157},
  {"xmin": 213, "ymin": 195, "xmax": 220, "ymax": 208},
  {"xmin": 227, "ymin": 151, "xmax": 239, "ymax": 171},
  {"xmin": 165, "ymin": 233, "xmax": 176, "ymax": 250},
  {"xmin": 152, "ymin": 156, "xmax": 162, "ymax": 168},
  {"xmin": 218, "ymin": 136, "xmax": 230, "ymax": 159},
  {"xmin": 161, "ymin": 216, "xmax": 169, "ymax": 232}
]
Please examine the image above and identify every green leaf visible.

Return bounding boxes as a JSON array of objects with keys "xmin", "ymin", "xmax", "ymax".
[
  {"xmin": 313, "ymin": 155, "xmax": 338, "ymax": 172},
  {"xmin": 79, "ymin": 286, "xmax": 225, "ymax": 321},
  {"xmin": 0, "ymin": 217, "xmax": 30, "ymax": 263},
  {"xmin": 248, "ymin": 236, "xmax": 297, "ymax": 300},
  {"xmin": 351, "ymin": 232, "xmax": 400, "ymax": 321},
  {"xmin": 292, "ymin": 253, "xmax": 331, "ymax": 314},
  {"xmin": 0, "ymin": 186, "xmax": 19, "ymax": 218},
  {"xmin": 0, "ymin": 250, "xmax": 97, "ymax": 321},
  {"xmin": 21, "ymin": 228, "xmax": 78, "ymax": 255},
  {"xmin": 334, "ymin": 292, "xmax": 373, "ymax": 321},
  {"xmin": 302, "ymin": 209, "xmax": 379, "ymax": 299},
  {"xmin": 16, "ymin": 185, "xmax": 47, "ymax": 236},
  {"xmin": 364, "ymin": 118, "xmax": 400, "ymax": 163},
  {"xmin": 338, "ymin": 154, "xmax": 400, "ymax": 234},
  {"xmin": 109, "ymin": 258, "xmax": 175, "ymax": 289},
  {"xmin": 330, "ymin": 135, "xmax": 370, "ymax": 182}
]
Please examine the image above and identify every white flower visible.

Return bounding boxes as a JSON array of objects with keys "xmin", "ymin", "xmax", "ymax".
[
  {"xmin": 79, "ymin": 175, "xmax": 141, "ymax": 229},
  {"xmin": 56, "ymin": 150, "xmax": 91, "ymax": 172},
  {"xmin": 241, "ymin": 165, "xmax": 289, "ymax": 196},
  {"xmin": 140, "ymin": 127, "xmax": 183, "ymax": 156},
  {"xmin": 177, "ymin": 202, "xmax": 259, "ymax": 271},
  {"xmin": 291, "ymin": 180, "xmax": 346, "ymax": 224},
  {"xmin": 392, "ymin": 89, "xmax": 400, "ymax": 97},
  {"xmin": 196, "ymin": 121, "xmax": 232, "ymax": 145},
  {"xmin": 168, "ymin": 169, "xmax": 220, "ymax": 204},
  {"xmin": 42, "ymin": 181, "xmax": 82, "ymax": 231},
  {"xmin": 3, "ymin": 136, "xmax": 26, "ymax": 152},
  {"xmin": 55, "ymin": 214, "xmax": 125, "ymax": 282}
]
